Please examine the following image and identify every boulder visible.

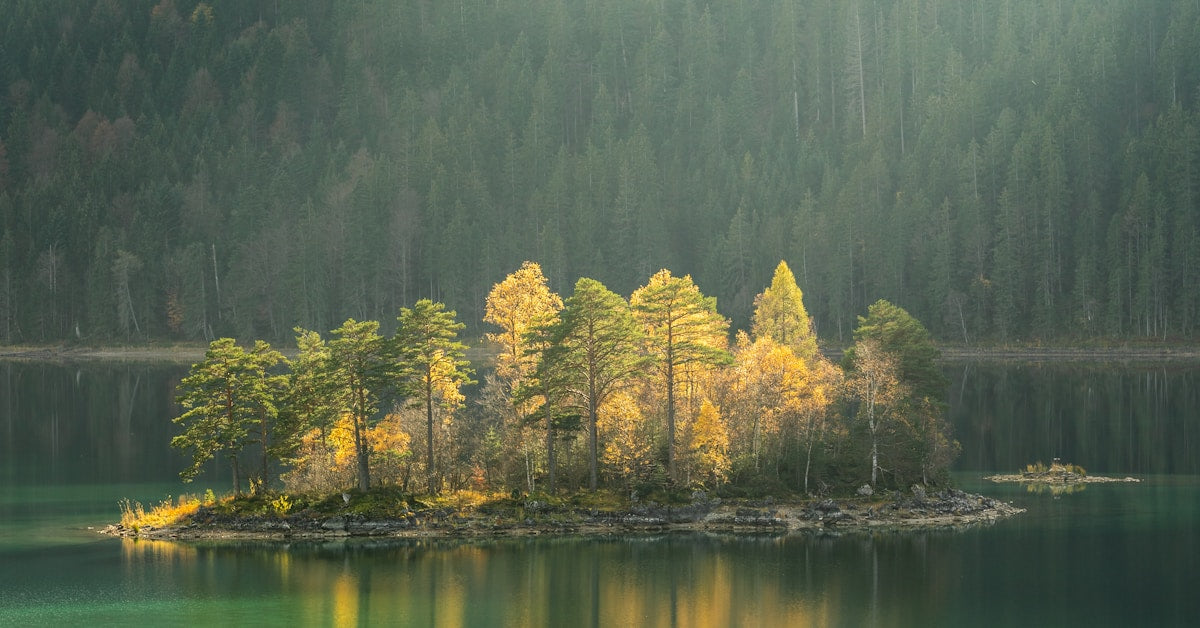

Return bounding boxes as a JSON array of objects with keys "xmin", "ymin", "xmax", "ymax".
[{"xmin": 857, "ymin": 484, "xmax": 874, "ymax": 497}]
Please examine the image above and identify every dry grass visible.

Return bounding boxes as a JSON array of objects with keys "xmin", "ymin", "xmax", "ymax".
[{"xmin": 119, "ymin": 492, "xmax": 214, "ymax": 530}]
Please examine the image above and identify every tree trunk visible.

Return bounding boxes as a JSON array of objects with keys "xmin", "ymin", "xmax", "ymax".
[
  {"xmin": 666, "ymin": 356, "xmax": 676, "ymax": 482},
  {"xmin": 588, "ymin": 395, "xmax": 598, "ymax": 491},
  {"xmin": 545, "ymin": 396, "xmax": 556, "ymax": 492},
  {"xmin": 803, "ymin": 413, "xmax": 816, "ymax": 495},
  {"xmin": 231, "ymin": 456, "xmax": 241, "ymax": 495},
  {"xmin": 260, "ymin": 411, "xmax": 269, "ymax": 495},
  {"xmin": 353, "ymin": 416, "xmax": 368, "ymax": 492},
  {"xmin": 426, "ymin": 371, "xmax": 436, "ymax": 494},
  {"xmin": 871, "ymin": 435, "xmax": 878, "ymax": 486}
]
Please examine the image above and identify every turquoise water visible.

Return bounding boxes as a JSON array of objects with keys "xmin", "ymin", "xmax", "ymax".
[{"xmin": 1, "ymin": 361, "xmax": 1198, "ymax": 627}]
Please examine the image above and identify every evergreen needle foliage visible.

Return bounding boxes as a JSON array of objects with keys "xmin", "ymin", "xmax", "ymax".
[{"xmin": 0, "ymin": 2, "xmax": 1197, "ymax": 344}]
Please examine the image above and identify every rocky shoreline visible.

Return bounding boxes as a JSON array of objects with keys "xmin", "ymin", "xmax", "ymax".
[{"xmin": 101, "ymin": 489, "xmax": 1023, "ymax": 542}]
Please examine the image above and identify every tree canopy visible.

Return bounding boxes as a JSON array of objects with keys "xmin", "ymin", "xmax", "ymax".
[
  {"xmin": 752, "ymin": 261, "xmax": 819, "ymax": 362},
  {"xmin": 170, "ymin": 264, "xmax": 956, "ymax": 496},
  {"xmin": 171, "ymin": 338, "xmax": 288, "ymax": 494}
]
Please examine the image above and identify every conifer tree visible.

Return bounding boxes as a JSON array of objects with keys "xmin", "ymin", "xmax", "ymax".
[
  {"xmin": 631, "ymin": 270, "xmax": 730, "ymax": 481},
  {"xmin": 172, "ymin": 338, "xmax": 288, "ymax": 494},
  {"xmin": 543, "ymin": 278, "xmax": 645, "ymax": 490},
  {"xmin": 326, "ymin": 319, "xmax": 390, "ymax": 492},
  {"xmin": 752, "ymin": 260, "xmax": 819, "ymax": 362},
  {"xmin": 396, "ymin": 299, "xmax": 474, "ymax": 494}
]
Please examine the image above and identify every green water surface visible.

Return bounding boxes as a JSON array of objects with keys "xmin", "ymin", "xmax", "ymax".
[{"xmin": 1, "ymin": 361, "xmax": 1197, "ymax": 627}]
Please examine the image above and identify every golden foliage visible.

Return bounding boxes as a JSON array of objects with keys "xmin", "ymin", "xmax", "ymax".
[
  {"xmin": 283, "ymin": 411, "xmax": 412, "ymax": 493},
  {"xmin": 751, "ymin": 261, "xmax": 818, "ymax": 361},
  {"xmin": 598, "ymin": 390, "xmax": 658, "ymax": 485},
  {"xmin": 484, "ymin": 261, "xmax": 562, "ymax": 383},
  {"xmin": 685, "ymin": 399, "xmax": 730, "ymax": 486}
]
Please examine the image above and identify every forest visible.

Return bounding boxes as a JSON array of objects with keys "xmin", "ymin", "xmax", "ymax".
[
  {"xmin": 2, "ymin": 0, "xmax": 1200, "ymax": 346},
  {"xmin": 172, "ymin": 261, "xmax": 955, "ymax": 496}
]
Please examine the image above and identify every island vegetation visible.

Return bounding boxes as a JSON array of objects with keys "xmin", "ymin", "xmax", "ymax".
[
  {"xmin": 985, "ymin": 459, "xmax": 1141, "ymax": 492},
  {"xmin": 111, "ymin": 261, "xmax": 1026, "ymax": 538}
]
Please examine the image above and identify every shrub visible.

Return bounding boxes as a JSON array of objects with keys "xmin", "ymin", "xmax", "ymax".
[{"xmin": 270, "ymin": 494, "xmax": 293, "ymax": 516}]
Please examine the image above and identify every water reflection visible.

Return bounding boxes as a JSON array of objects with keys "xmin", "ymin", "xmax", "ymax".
[
  {"xmin": 949, "ymin": 361, "xmax": 1200, "ymax": 475},
  {"xmin": 1023, "ymin": 482, "xmax": 1087, "ymax": 497},
  {"xmin": 5, "ymin": 361, "xmax": 1197, "ymax": 627},
  {"xmin": 113, "ymin": 533, "xmax": 973, "ymax": 626},
  {"xmin": 0, "ymin": 361, "xmax": 205, "ymax": 487}
]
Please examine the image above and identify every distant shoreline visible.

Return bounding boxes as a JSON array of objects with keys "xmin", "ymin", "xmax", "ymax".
[
  {"xmin": 0, "ymin": 344, "xmax": 208, "ymax": 363},
  {"xmin": 6, "ymin": 342, "xmax": 1200, "ymax": 364}
]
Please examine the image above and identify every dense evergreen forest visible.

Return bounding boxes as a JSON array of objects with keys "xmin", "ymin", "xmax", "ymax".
[{"xmin": 1, "ymin": 0, "xmax": 1198, "ymax": 345}]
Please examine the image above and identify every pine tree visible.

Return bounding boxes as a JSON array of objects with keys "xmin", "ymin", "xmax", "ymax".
[
  {"xmin": 326, "ymin": 318, "xmax": 390, "ymax": 492},
  {"xmin": 395, "ymin": 299, "xmax": 474, "ymax": 494},
  {"xmin": 631, "ymin": 269, "xmax": 730, "ymax": 481},
  {"xmin": 542, "ymin": 278, "xmax": 645, "ymax": 490},
  {"xmin": 172, "ymin": 338, "xmax": 288, "ymax": 494}
]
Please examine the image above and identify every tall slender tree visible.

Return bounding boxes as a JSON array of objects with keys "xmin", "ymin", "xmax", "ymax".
[
  {"xmin": 484, "ymin": 261, "xmax": 563, "ymax": 491},
  {"xmin": 845, "ymin": 338, "xmax": 903, "ymax": 487},
  {"xmin": 543, "ymin": 278, "xmax": 645, "ymax": 490},
  {"xmin": 326, "ymin": 318, "xmax": 390, "ymax": 491},
  {"xmin": 631, "ymin": 269, "xmax": 730, "ymax": 481},
  {"xmin": 396, "ymin": 299, "xmax": 474, "ymax": 494}
]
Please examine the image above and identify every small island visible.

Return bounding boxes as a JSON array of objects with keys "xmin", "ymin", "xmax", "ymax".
[
  {"xmin": 985, "ymin": 460, "xmax": 1141, "ymax": 486},
  {"xmin": 104, "ymin": 485, "xmax": 1022, "ymax": 542},
  {"xmin": 109, "ymin": 262, "xmax": 1022, "ymax": 541}
]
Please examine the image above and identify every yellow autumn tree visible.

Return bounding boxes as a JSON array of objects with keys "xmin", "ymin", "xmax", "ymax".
[
  {"xmin": 483, "ymin": 261, "xmax": 563, "ymax": 491},
  {"xmin": 798, "ymin": 355, "xmax": 842, "ymax": 494},
  {"xmin": 598, "ymin": 390, "xmax": 659, "ymax": 488},
  {"xmin": 727, "ymin": 332, "xmax": 812, "ymax": 472},
  {"xmin": 282, "ymin": 412, "xmax": 359, "ymax": 494},
  {"xmin": 683, "ymin": 398, "xmax": 730, "ymax": 488},
  {"xmin": 631, "ymin": 269, "xmax": 730, "ymax": 482},
  {"xmin": 752, "ymin": 261, "xmax": 819, "ymax": 362},
  {"xmin": 366, "ymin": 412, "xmax": 413, "ymax": 487},
  {"xmin": 484, "ymin": 261, "xmax": 563, "ymax": 386}
]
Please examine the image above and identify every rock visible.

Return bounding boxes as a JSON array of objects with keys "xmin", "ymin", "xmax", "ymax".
[
  {"xmin": 857, "ymin": 484, "xmax": 874, "ymax": 497},
  {"xmin": 823, "ymin": 512, "xmax": 847, "ymax": 527},
  {"xmin": 910, "ymin": 484, "xmax": 927, "ymax": 502},
  {"xmin": 816, "ymin": 499, "xmax": 841, "ymax": 512},
  {"xmin": 321, "ymin": 517, "xmax": 346, "ymax": 531}
]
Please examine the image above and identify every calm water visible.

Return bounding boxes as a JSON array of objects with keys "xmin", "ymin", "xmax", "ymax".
[{"xmin": 1, "ymin": 360, "xmax": 1198, "ymax": 627}]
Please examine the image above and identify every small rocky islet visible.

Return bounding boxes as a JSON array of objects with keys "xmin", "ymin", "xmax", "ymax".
[{"xmin": 984, "ymin": 460, "xmax": 1141, "ymax": 486}]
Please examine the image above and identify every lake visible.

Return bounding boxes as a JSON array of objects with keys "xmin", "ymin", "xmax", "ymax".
[{"xmin": 1, "ymin": 359, "xmax": 1197, "ymax": 626}]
